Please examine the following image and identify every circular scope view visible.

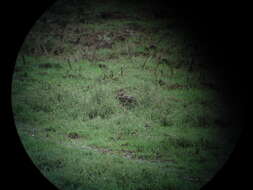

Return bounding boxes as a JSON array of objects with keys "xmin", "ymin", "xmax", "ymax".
[{"xmin": 12, "ymin": 0, "xmax": 242, "ymax": 190}]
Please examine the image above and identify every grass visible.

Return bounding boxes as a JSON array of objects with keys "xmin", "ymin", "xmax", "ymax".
[{"xmin": 12, "ymin": 0, "xmax": 241, "ymax": 190}]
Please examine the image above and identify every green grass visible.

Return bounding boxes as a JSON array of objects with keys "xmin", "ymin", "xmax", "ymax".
[{"xmin": 12, "ymin": 0, "xmax": 241, "ymax": 190}]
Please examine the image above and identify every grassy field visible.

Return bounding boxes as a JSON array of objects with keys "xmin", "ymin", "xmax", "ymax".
[{"xmin": 12, "ymin": 0, "xmax": 241, "ymax": 190}]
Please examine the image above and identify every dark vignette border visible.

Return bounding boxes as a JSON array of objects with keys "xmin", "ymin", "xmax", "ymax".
[{"xmin": 2, "ymin": 1, "xmax": 249, "ymax": 190}]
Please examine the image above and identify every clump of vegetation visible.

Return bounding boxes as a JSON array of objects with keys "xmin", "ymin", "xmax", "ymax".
[
  {"xmin": 83, "ymin": 87, "xmax": 119, "ymax": 120},
  {"xmin": 12, "ymin": 0, "xmax": 241, "ymax": 190}
]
